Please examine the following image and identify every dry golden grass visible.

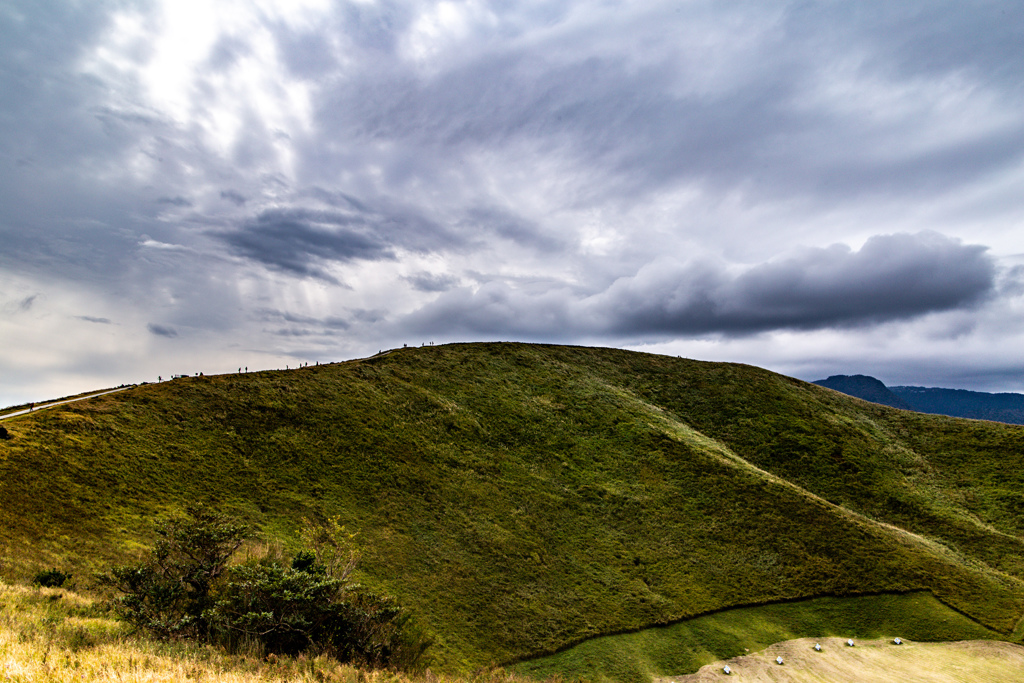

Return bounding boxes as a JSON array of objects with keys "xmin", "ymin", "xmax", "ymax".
[
  {"xmin": 665, "ymin": 637, "xmax": 1024, "ymax": 682},
  {"xmin": 0, "ymin": 582, "xmax": 553, "ymax": 683}
]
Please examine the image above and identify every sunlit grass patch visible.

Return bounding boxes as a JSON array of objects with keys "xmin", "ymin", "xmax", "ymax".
[{"xmin": 0, "ymin": 582, "xmax": 564, "ymax": 683}]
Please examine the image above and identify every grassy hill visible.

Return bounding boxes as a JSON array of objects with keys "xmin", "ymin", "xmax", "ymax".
[{"xmin": 2, "ymin": 342, "xmax": 1024, "ymax": 675}]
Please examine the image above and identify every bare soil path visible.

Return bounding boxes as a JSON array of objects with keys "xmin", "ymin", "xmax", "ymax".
[
  {"xmin": 0, "ymin": 386, "xmax": 132, "ymax": 421},
  {"xmin": 661, "ymin": 637, "xmax": 1024, "ymax": 682}
]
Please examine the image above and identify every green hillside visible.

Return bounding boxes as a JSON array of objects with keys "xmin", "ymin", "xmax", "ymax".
[{"xmin": 2, "ymin": 342, "xmax": 1024, "ymax": 674}]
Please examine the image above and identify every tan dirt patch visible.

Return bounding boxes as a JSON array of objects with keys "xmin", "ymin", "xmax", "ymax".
[{"xmin": 657, "ymin": 638, "xmax": 1024, "ymax": 683}]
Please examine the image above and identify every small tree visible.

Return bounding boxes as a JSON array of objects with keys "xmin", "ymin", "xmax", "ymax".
[
  {"xmin": 100, "ymin": 505, "xmax": 248, "ymax": 640},
  {"xmin": 212, "ymin": 553, "xmax": 343, "ymax": 655},
  {"xmin": 298, "ymin": 514, "xmax": 360, "ymax": 581}
]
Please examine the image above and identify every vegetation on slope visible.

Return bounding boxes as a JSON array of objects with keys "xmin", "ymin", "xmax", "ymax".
[{"xmin": 2, "ymin": 343, "xmax": 1024, "ymax": 672}]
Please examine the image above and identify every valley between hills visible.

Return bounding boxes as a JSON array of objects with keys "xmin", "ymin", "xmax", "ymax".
[{"xmin": 2, "ymin": 342, "xmax": 1024, "ymax": 681}]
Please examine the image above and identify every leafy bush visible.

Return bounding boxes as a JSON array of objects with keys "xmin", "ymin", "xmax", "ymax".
[
  {"xmin": 215, "ymin": 558, "xmax": 428, "ymax": 667},
  {"xmin": 99, "ymin": 505, "xmax": 248, "ymax": 640},
  {"xmin": 336, "ymin": 589, "xmax": 430, "ymax": 669},
  {"xmin": 214, "ymin": 556, "xmax": 341, "ymax": 655},
  {"xmin": 33, "ymin": 567, "xmax": 72, "ymax": 588},
  {"xmin": 101, "ymin": 508, "xmax": 428, "ymax": 669}
]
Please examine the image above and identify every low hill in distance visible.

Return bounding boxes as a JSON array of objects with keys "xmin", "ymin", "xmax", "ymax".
[
  {"xmin": 814, "ymin": 375, "xmax": 1024, "ymax": 425},
  {"xmin": 811, "ymin": 375, "xmax": 912, "ymax": 410},
  {"xmin": 3, "ymin": 343, "xmax": 1024, "ymax": 680},
  {"xmin": 891, "ymin": 385, "xmax": 1024, "ymax": 425}
]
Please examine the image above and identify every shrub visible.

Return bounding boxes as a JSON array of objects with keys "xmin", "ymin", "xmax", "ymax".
[
  {"xmin": 99, "ymin": 505, "xmax": 248, "ymax": 640},
  {"xmin": 214, "ymin": 557, "xmax": 341, "ymax": 655},
  {"xmin": 336, "ymin": 589, "xmax": 431, "ymax": 669},
  {"xmin": 214, "ymin": 556, "xmax": 428, "ymax": 667},
  {"xmin": 33, "ymin": 567, "xmax": 72, "ymax": 588},
  {"xmin": 102, "ymin": 508, "xmax": 429, "ymax": 669}
]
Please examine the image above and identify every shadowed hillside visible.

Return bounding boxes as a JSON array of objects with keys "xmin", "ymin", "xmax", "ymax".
[{"xmin": 2, "ymin": 343, "xmax": 1024, "ymax": 674}]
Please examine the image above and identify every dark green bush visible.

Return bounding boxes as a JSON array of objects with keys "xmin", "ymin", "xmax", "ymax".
[
  {"xmin": 33, "ymin": 567, "xmax": 72, "ymax": 588},
  {"xmin": 214, "ymin": 558, "xmax": 428, "ymax": 667},
  {"xmin": 336, "ymin": 589, "xmax": 430, "ymax": 669},
  {"xmin": 291, "ymin": 549, "xmax": 318, "ymax": 574},
  {"xmin": 101, "ymin": 508, "xmax": 428, "ymax": 669},
  {"xmin": 214, "ymin": 558, "xmax": 340, "ymax": 655}
]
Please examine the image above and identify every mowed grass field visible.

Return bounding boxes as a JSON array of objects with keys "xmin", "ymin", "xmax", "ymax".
[
  {"xmin": 2, "ymin": 342, "xmax": 1024, "ymax": 675},
  {"xmin": 513, "ymin": 592, "xmax": 1004, "ymax": 682}
]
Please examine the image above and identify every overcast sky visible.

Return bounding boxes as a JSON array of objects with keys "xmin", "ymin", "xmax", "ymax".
[{"xmin": 3, "ymin": 0, "xmax": 1024, "ymax": 406}]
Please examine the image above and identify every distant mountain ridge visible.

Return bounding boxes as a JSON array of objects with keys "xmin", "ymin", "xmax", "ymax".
[
  {"xmin": 890, "ymin": 385, "xmax": 1024, "ymax": 425},
  {"xmin": 814, "ymin": 375, "xmax": 1024, "ymax": 425},
  {"xmin": 811, "ymin": 375, "xmax": 912, "ymax": 410}
]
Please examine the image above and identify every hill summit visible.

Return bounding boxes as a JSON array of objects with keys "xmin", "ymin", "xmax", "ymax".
[
  {"xmin": 812, "ymin": 375, "xmax": 913, "ymax": 410},
  {"xmin": 2, "ymin": 343, "xmax": 1024, "ymax": 676}
]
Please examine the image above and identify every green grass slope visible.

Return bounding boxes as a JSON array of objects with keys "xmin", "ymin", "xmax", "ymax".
[
  {"xmin": 514, "ymin": 592, "xmax": 1002, "ymax": 682},
  {"xmin": 2, "ymin": 343, "xmax": 1024, "ymax": 672}
]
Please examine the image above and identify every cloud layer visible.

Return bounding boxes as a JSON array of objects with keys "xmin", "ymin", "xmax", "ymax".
[{"xmin": 2, "ymin": 0, "xmax": 1024, "ymax": 404}]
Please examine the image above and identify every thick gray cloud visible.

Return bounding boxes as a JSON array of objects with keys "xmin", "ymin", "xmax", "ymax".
[
  {"xmin": 407, "ymin": 233, "xmax": 995, "ymax": 337},
  {"xmin": 601, "ymin": 233, "xmax": 994, "ymax": 334},
  {"xmin": 147, "ymin": 323, "xmax": 178, "ymax": 338},
  {"xmin": 220, "ymin": 209, "xmax": 397, "ymax": 281}
]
